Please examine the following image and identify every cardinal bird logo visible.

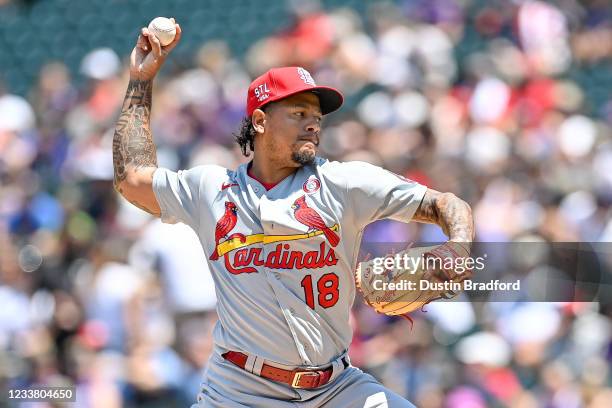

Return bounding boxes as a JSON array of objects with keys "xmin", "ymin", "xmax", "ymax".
[
  {"xmin": 210, "ymin": 201, "xmax": 242, "ymax": 260},
  {"xmin": 291, "ymin": 195, "xmax": 340, "ymax": 247}
]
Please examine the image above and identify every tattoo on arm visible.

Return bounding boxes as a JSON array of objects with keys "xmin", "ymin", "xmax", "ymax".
[
  {"xmin": 112, "ymin": 79, "xmax": 157, "ymax": 193},
  {"xmin": 413, "ymin": 190, "xmax": 474, "ymax": 242},
  {"xmin": 413, "ymin": 190, "xmax": 439, "ymax": 226}
]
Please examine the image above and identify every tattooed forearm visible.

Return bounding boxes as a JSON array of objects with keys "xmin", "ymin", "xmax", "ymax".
[
  {"xmin": 112, "ymin": 79, "xmax": 157, "ymax": 192},
  {"xmin": 413, "ymin": 190, "xmax": 474, "ymax": 242}
]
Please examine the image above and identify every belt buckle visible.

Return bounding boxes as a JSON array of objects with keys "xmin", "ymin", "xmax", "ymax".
[{"xmin": 291, "ymin": 371, "xmax": 318, "ymax": 388}]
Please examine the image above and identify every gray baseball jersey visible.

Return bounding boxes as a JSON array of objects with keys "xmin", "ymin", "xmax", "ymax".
[{"xmin": 153, "ymin": 157, "xmax": 426, "ymax": 367}]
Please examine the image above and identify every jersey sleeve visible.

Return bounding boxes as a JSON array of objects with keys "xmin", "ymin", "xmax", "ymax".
[
  {"xmin": 152, "ymin": 166, "xmax": 208, "ymax": 227},
  {"xmin": 339, "ymin": 161, "xmax": 427, "ymax": 229}
]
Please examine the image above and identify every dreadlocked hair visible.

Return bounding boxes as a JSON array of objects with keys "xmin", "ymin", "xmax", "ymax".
[{"xmin": 234, "ymin": 116, "xmax": 257, "ymax": 157}]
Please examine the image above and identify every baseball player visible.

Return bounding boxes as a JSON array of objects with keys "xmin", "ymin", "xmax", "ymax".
[{"xmin": 113, "ymin": 21, "xmax": 474, "ymax": 407}]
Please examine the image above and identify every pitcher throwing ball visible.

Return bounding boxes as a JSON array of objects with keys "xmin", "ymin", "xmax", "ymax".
[{"xmin": 113, "ymin": 20, "xmax": 474, "ymax": 407}]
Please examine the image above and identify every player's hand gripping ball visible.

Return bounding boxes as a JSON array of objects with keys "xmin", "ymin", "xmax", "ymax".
[
  {"xmin": 148, "ymin": 17, "xmax": 177, "ymax": 46},
  {"xmin": 131, "ymin": 18, "xmax": 181, "ymax": 81},
  {"xmin": 355, "ymin": 242, "xmax": 471, "ymax": 316}
]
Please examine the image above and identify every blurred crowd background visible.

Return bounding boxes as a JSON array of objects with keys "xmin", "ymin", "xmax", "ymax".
[{"xmin": 1, "ymin": 0, "xmax": 611, "ymax": 406}]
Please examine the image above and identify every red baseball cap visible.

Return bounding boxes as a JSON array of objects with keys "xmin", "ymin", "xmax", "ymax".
[{"xmin": 246, "ymin": 67, "xmax": 343, "ymax": 116}]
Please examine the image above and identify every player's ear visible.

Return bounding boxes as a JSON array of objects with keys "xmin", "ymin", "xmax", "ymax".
[{"xmin": 252, "ymin": 109, "xmax": 266, "ymax": 134}]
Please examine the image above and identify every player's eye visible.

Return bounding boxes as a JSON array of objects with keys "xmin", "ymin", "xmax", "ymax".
[{"xmin": 294, "ymin": 111, "xmax": 305, "ymax": 117}]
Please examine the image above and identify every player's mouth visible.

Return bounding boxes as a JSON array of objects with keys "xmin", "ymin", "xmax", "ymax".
[{"xmin": 297, "ymin": 136, "xmax": 319, "ymax": 147}]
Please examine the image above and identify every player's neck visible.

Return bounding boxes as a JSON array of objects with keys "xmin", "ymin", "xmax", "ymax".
[{"xmin": 249, "ymin": 155, "xmax": 298, "ymax": 186}]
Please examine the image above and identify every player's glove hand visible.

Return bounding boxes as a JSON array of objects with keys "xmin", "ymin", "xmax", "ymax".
[
  {"xmin": 130, "ymin": 18, "xmax": 182, "ymax": 81},
  {"xmin": 355, "ymin": 242, "xmax": 471, "ymax": 317}
]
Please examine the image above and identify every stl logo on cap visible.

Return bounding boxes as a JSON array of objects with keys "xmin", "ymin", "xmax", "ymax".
[
  {"xmin": 297, "ymin": 67, "xmax": 316, "ymax": 86},
  {"xmin": 254, "ymin": 83, "xmax": 270, "ymax": 102}
]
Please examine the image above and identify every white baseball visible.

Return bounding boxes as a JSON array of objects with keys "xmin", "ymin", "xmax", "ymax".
[{"xmin": 147, "ymin": 17, "xmax": 176, "ymax": 46}]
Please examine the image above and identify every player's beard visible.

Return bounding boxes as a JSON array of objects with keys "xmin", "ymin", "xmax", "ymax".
[{"xmin": 291, "ymin": 150, "xmax": 316, "ymax": 166}]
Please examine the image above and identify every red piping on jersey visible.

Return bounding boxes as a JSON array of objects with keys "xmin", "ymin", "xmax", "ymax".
[{"xmin": 247, "ymin": 166, "xmax": 281, "ymax": 191}]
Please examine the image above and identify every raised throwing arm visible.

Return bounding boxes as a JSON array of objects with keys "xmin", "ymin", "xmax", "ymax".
[
  {"xmin": 113, "ymin": 79, "xmax": 159, "ymax": 214},
  {"xmin": 112, "ymin": 19, "xmax": 182, "ymax": 215}
]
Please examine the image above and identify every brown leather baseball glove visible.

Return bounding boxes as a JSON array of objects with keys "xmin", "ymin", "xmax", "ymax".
[{"xmin": 355, "ymin": 242, "xmax": 471, "ymax": 316}]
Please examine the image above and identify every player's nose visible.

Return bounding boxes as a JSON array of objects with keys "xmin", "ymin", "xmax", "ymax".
[{"xmin": 304, "ymin": 119, "xmax": 320, "ymax": 135}]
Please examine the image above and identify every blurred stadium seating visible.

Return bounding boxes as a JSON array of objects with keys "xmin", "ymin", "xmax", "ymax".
[{"xmin": 0, "ymin": 0, "xmax": 610, "ymax": 113}]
